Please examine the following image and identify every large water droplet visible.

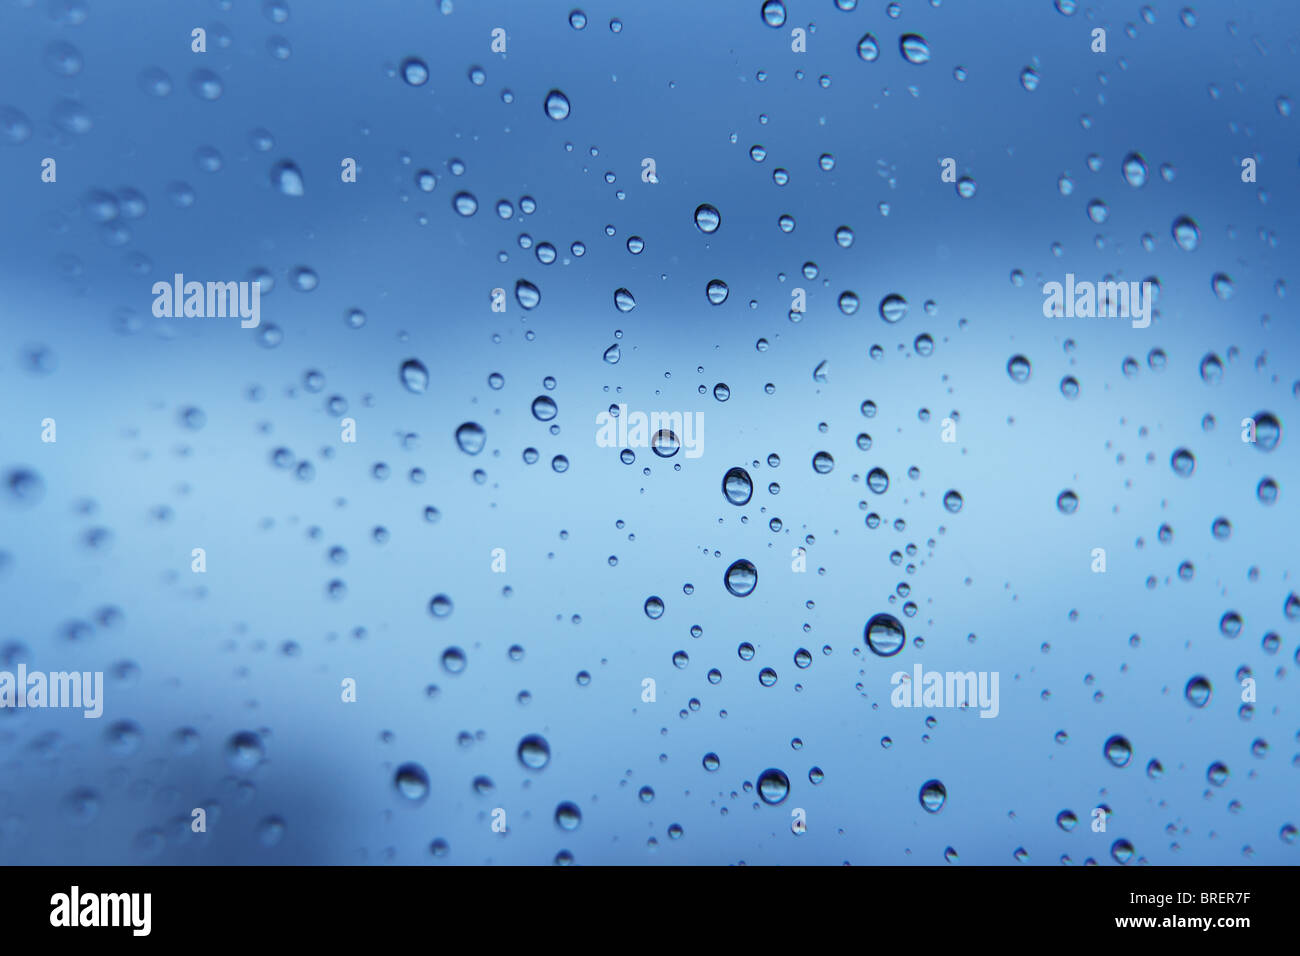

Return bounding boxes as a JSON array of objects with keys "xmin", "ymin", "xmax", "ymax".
[
  {"xmin": 857, "ymin": 33, "xmax": 880, "ymax": 61},
  {"xmin": 400, "ymin": 359, "xmax": 429, "ymax": 393},
  {"xmin": 1122, "ymin": 152, "xmax": 1148, "ymax": 187},
  {"xmin": 1104, "ymin": 734, "xmax": 1133, "ymax": 767},
  {"xmin": 757, "ymin": 768, "xmax": 790, "ymax": 804},
  {"xmin": 900, "ymin": 34, "xmax": 931, "ymax": 64},
  {"xmin": 723, "ymin": 467, "xmax": 753, "ymax": 505},
  {"xmin": 226, "ymin": 730, "xmax": 265, "ymax": 772},
  {"xmin": 5, "ymin": 468, "xmax": 44, "ymax": 506},
  {"xmin": 555, "ymin": 801, "xmax": 582, "ymax": 830},
  {"xmin": 724, "ymin": 559, "xmax": 758, "ymax": 597},
  {"xmin": 544, "ymin": 89, "xmax": 571, "ymax": 120},
  {"xmin": 761, "ymin": 0, "xmax": 787, "ymax": 28},
  {"xmin": 864, "ymin": 612, "xmax": 905, "ymax": 656},
  {"xmin": 1185, "ymin": 676, "xmax": 1212, "ymax": 708},
  {"xmin": 919, "ymin": 779, "xmax": 947, "ymax": 812},
  {"xmin": 516, "ymin": 279, "xmax": 541, "ymax": 309},
  {"xmin": 395, "ymin": 762, "xmax": 430, "ymax": 800},
  {"xmin": 455, "ymin": 422, "xmax": 486, "ymax": 455},
  {"xmin": 531, "ymin": 395, "xmax": 558, "ymax": 421},
  {"xmin": 694, "ymin": 203, "xmax": 721, "ymax": 234},
  {"xmin": 401, "ymin": 58, "xmax": 429, "ymax": 87},
  {"xmin": 879, "ymin": 293, "xmax": 908, "ymax": 323},
  {"xmin": 1172, "ymin": 215, "xmax": 1200, "ymax": 251},
  {"xmin": 1251, "ymin": 412, "xmax": 1281, "ymax": 451},
  {"xmin": 271, "ymin": 160, "xmax": 304, "ymax": 196},
  {"xmin": 518, "ymin": 734, "xmax": 551, "ymax": 770}
]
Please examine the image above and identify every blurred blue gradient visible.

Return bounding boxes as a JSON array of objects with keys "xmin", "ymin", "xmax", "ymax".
[{"xmin": 0, "ymin": 0, "xmax": 1296, "ymax": 865}]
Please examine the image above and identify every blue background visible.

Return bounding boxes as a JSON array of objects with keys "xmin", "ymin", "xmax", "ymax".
[{"xmin": 0, "ymin": 0, "xmax": 1296, "ymax": 864}]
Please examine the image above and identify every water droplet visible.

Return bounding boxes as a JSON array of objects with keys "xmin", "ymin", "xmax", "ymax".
[
  {"xmin": 1056, "ymin": 490, "xmax": 1079, "ymax": 514},
  {"xmin": 1171, "ymin": 447, "xmax": 1196, "ymax": 477},
  {"xmin": 1172, "ymin": 215, "xmax": 1200, "ymax": 251},
  {"xmin": 1122, "ymin": 152, "xmax": 1148, "ymax": 187},
  {"xmin": 1020, "ymin": 67, "xmax": 1040, "ymax": 91},
  {"xmin": 555, "ymin": 801, "xmax": 582, "ymax": 830},
  {"xmin": 1104, "ymin": 734, "xmax": 1132, "ymax": 767},
  {"xmin": 1185, "ymin": 676, "xmax": 1212, "ymax": 707},
  {"xmin": 189, "ymin": 68, "xmax": 223, "ymax": 100},
  {"xmin": 694, "ymin": 203, "xmax": 721, "ymax": 234},
  {"xmin": 864, "ymin": 612, "xmax": 905, "ymax": 656},
  {"xmin": 1110, "ymin": 839, "xmax": 1135, "ymax": 864},
  {"xmin": 518, "ymin": 734, "xmax": 550, "ymax": 770},
  {"xmin": 614, "ymin": 288, "xmax": 637, "ymax": 312},
  {"xmin": 1252, "ymin": 412, "xmax": 1281, "ymax": 451},
  {"xmin": 943, "ymin": 490, "xmax": 963, "ymax": 513},
  {"xmin": 455, "ymin": 422, "xmax": 486, "ymax": 455},
  {"xmin": 438, "ymin": 646, "xmax": 465, "ymax": 674},
  {"xmin": 919, "ymin": 779, "xmax": 947, "ymax": 812},
  {"xmin": 400, "ymin": 359, "xmax": 429, "ymax": 393},
  {"xmin": 516, "ymin": 279, "xmax": 540, "ymax": 309},
  {"xmin": 395, "ymin": 762, "xmax": 430, "ymax": 800},
  {"xmin": 6, "ymin": 468, "xmax": 45, "ymax": 506},
  {"xmin": 723, "ymin": 467, "xmax": 753, "ymax": 505},
  {"xmin": 651, "ymin": 430, "xmax": 679, "ymax": 457},
  {"xmin": 812, "ymin": 451, "xmax": 835, "ymax": 474},
  {"xmin": 724, "ymin": 559, "xmax": 758, "ymax": 597},
  {"xmin": 531, "ymin": 395, "xmax": 558, "ymax": 421},
  {"xmin": 867, "ymin": 467, "xmax": 889, "ymax": 494},
  {"xmin": 644, "ymin": 596, "xmax": 664, "ymax": 619},
  {"xmin": 757, "ymin": 768, "xmax": 790, "ymax": 804},
  {"xmin": 761, "ymin": 0, "xmax": 787, "ymax": 28},
  {"xmin": 879, "ymin": 293, "xmax": 908, "ymax": 323},
  {"xmin": 1007, "ymin": 355, "xmax": 1032, "ymax": 383},
  {"xmin": 226, "ymin": 731, "xmax": 265, "ymax": 772},
  {"xmin": 900, "ymin": 34, "xmax": 931, "ymax": 64},
  {"xmin": 401, "ymin": 58, "xmax": 429, "ymax": 87},
  {"xmin": 706, "ymin": 279, "xmax": 729, "ymax": 304},
  {"xmin": 453, "ymin": 191, "xmax": 478, "ymax": 216},
  {"xmin": 544, "ymin": 89, "xmax": 571, "ymax": 120}
]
